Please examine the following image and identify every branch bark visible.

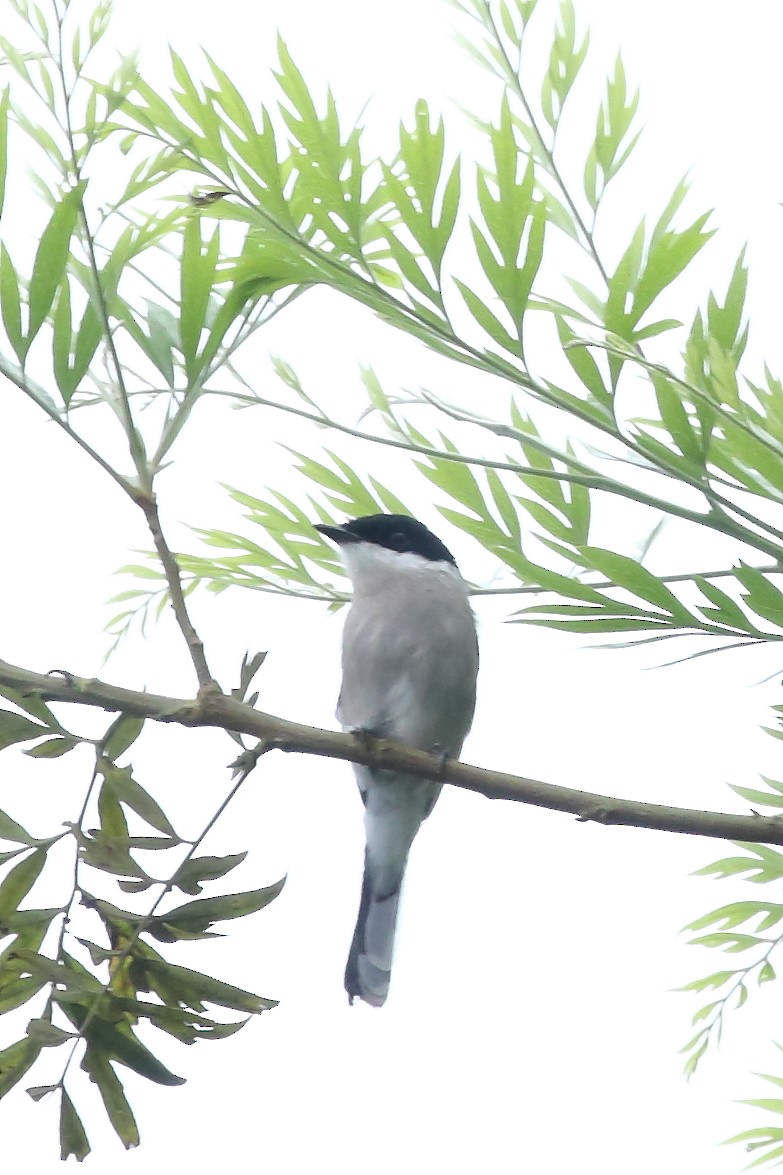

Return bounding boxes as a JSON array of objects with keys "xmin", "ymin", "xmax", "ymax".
[{"xmin": 2, "ymin": 655, "xmax": 780, "ymax": 846}]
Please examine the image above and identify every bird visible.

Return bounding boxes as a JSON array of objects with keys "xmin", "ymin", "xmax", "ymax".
[{"xmin": 314, "ymin": 513, "xmax": 478, "ymax": 1006}]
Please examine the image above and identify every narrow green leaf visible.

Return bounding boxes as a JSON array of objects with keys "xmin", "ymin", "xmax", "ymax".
[
  {"xmin": 157, "ymin": 879, "xmax": 285, "ymax": 936},
  {"xmin": 141, "ymin": 957, "xmax": 277, "ymax": 1014},
  {"xmin": 0, "ymin": 88, "xmax": 9, "ymax": 220},
  {"xmin": 80, "ymin": 1048, "xmax": 139, "ymax": 1149},
  {"xmin": 558, "ymin": 319, "xmax": 610, "ymax": 404},
  {"xmin": 51, "ymin": 279, "xmax": 77, "ymax": 402},
  {"xmin": 27, "ymin": 183, "xmax": 86, "ymax": 348},
  {"xmin": 454, "ymin": 278, "xmax": 520, "ymax": 353},
  {"xmin": 650, "ymin": 372, "xmax": 702, "ymax": 462},
  {"xmin": 576, "ymin": 546, "xmax": 695, "ymax": 620}
]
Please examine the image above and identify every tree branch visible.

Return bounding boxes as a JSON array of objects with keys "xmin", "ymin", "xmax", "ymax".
[
  {"xmin": 3, "ymin": 656, "xmax": 781, "ymax": 845},
  {"xmin": 135, "ymin": 495, "xmax": 216, "ymax": 691}
]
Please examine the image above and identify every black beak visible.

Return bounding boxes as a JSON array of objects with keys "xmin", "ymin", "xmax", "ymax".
[{"xmin": 314, "ymin": 522, "xmax": 359, "ymax": 545}]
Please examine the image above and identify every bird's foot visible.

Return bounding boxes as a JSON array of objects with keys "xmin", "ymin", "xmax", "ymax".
[
  {"xmin": 431, "ymin": 744, "xmax": 449, "ymax": 777},
  {"xmin": 347, "ymin": 724, "xmax": 377, "ymax": 750}
]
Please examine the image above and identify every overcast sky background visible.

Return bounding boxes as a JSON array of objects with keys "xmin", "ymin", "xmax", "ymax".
[{"xmin": 3, "ymin": 1, "xmax": 783, "ymax": 1171}]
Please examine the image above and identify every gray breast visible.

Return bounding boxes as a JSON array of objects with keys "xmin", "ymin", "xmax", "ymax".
[{"xmin": 337, "ymin": 569, "xmax": 478, "ymax": 755}]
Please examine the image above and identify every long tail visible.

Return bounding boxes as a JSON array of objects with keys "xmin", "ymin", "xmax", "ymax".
[{"xmin": 344, "ymin": 850, "xmax": 402, "ymax": 1007}]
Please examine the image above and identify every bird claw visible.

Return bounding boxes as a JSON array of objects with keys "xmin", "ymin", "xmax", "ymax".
[
  {"xmin": 348, "ymin": 725, "xmax": 377, "ymax": 750},
  {"xmin": 432, "ymin": 745, "xmax": 449, "ymax": 777}
]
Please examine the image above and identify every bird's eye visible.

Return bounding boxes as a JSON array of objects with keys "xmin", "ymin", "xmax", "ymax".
[{"xmin": 390, "ymin": 531, "xmax": 406, "ymax": 547}]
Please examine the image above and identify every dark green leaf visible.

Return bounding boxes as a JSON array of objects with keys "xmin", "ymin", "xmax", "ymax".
[
  {"xmin": 141, "ymin": 957, "xmax": 277, "ymax": 1014},
  {"xmin": 14, "ymin": 950, "xmax": 102, "ymax": 992},
  {"xmin": 60, "ymin": 1090, "xmax": 91, "ymax": 1162},
  {"xmin": 156, "ymin": 879, "xmax": 285, "ymax": 938},
  {"xmin": 172, "ymin": 852, "xmax": 248, "ymax": 895},
  {"xmin": 26, "ymin": 1017, "xmax": 75, "ymax": 1047},
  {"xmin": 84, "ymin": 1018, "xmax": 185, "ymax": 1087},
  {"xmin": 80, "ymin": 1048, "xmax": 139, "ymax": 1149}
]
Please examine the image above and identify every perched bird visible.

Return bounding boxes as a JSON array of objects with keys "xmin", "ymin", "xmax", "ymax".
[{"xmin": 315, "ymin": 513, "xmax": 478, "ymax": 1006}]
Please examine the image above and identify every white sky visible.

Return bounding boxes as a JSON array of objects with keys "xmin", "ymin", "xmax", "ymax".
[{"xmin": 4, "ymin": 1, "xmax": 783, "ymax": 1171}]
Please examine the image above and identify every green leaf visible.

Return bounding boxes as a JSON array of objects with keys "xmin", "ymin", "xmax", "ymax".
[
  {"xmin": 734, "ymin": 564, "xmax": 783, "ymax": 630},
  {"xmin": 454, "ymin": 277, "xmax": 520, "ymax": 353},
  {"xmin": 80, "ymin": 1048, "xmax": 139, "ymax": 1149},
  {"xmin": 0, "ymin": 1037, "xmax": 41, "ymax": 1098},
  {"xmin": 575, "ymin": 546, "xmax": 695, "ymax": 620},
  {"xmin": 172, "ymin": 852, "xmax": 248, "ymax": 895},
  {"xmin": 687, "ymin": 931, "xmax": 764, "ymax": 953},
  {"xmin": 558, "ymin": 319, "xmax": 611, "ymax": 404},
  {"xmin": 27, "ymin": 183, "xmax": 86, "ymax": 351},
  {"xmin": 24, "ymin": 737, "xmax": 79, "ymax": 758},
  {"xmin": 685, "ymin": 901, "xmax": 783, "ymax": 933},
  {"xmin": 0, "ymin": 975, "xmax": 46, "ymax": 1014},
  {"xmin": 0, "ymin": 244, "xmax": 24, "ymax": 362},
  {"xmin": 64, "ymin": 1000, "xmax": 185, "ymax": 1087},
  {"xmin": 0, "ymin": 709, "xmax": 49, "ymax": 750},
  {"xmin": 677, "ymin": 970, "xmax": 736, "ymax": 993},
  {"xmin": 0, "ymin": 809, "xmax": 37, "ymax": 845},
  {"xmin": 98, "ymin": 760, "xmax": 177, "ymax": 837},
  {"xmin": 60, "ymin": 1090, "xmax": 91, "ymax": 1162},
  {"xmin": 101, "ymin": 715, "xmax": 145, "ymax": 762},
  {"xmin": 633, "ymin": 212, "xmax": 713, "ymax": 324},
  {"xmin": 695, "ymin": 576, "xmax": 754, "ymax": 633},
  {"xmin": 140, "ymin": 957, "xmax": 277, "ymax": 1015},
  {"xmin": 154, "ymin": 879, "xmax": 285, "ymax": 939},
  {"xmin": 26, "ymin": 1017, "xmax": 75, "ymax": 1047},
  {"xmin": 26, "ymin": 1083, "xmax": 60, "ymax": 1102},
  {"xmin": 180, "ymin": 217, "xmax": 220, "ymax": 380},
  {"xmin": 0, "ymin": 88, "xmax": 9, "ymax": 220},
  {"xmin": 649, "ymin": 371, "xmax": 702, "ymax": 462},
  {"xmin": 14, "ymin": 950, "xmax": 102, "ymax": 993},
  {"xmin": 0, "ymin": 848, "xmax": 47, "ymax": 919}
]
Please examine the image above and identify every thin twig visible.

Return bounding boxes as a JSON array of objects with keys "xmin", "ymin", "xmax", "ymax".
[{"xmin": 137, "ymin": 495, "xmax": 216, "ymax": 690}]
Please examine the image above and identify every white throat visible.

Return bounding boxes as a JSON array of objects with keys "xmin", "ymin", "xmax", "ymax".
[{"xmin": 339, "ymin": 541, "xmax": 463, "ymax": 594}]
